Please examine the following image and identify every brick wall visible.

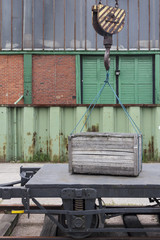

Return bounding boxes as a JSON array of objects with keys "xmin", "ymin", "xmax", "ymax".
[
  {"xmin": 0, "ymin": 55, "xmax": 24, "ymax": 104},
  {"xmin": 32, "ymin": 55, "xmax": 76, "ymax": 104}
]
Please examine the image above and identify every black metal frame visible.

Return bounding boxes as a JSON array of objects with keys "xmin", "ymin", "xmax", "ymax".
[{"xmin": 0, "ymin": 166, "xmax": 160, "ymax": 238}]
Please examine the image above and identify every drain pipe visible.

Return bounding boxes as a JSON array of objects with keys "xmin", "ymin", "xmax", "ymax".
[
  {"xmin": 14, "ymin": 95, "xmax": 24, "ymax": 105},
  {"xmin": 13, "ymin": 95, "xmax": 24, "ymax": 161}
]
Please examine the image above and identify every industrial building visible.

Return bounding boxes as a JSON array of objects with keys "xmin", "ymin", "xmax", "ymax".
[{"xmin": 0, "ymin": 0, "xmax": 159, "ymax": 162}]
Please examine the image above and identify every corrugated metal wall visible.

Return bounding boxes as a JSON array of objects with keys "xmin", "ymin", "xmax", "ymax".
[{"xmin": 0, "ymin": 106, "xmax": 159, "ymax": 162}]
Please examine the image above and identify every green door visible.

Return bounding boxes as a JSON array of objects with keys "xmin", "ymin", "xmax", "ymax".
[
  {"xmin": 82, "ymin": 56, "xmax": 116, "ymax": 104},
  {"xmin": 82, "ymin": 55, "xmax": 153, "ymax": 104},
  {"xmin": 119, "ymin": 56, "xmax": 153, "ymax": 104}
]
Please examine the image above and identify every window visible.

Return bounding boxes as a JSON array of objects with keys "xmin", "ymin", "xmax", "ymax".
[{"xmin": 0, "ymin": 0, "xmax": 159, "ymax": 51}]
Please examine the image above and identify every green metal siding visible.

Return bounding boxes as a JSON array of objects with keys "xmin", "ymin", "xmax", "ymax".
[
  {"xmin": 82, "ymin": 55, "xmax": 153, "ymax": 104},
  {"xmin": 82, "ymin": 56, "xmax": 116, "ymax": 104},
  {"xmin": 24, "ymin": 54, "xmax": 32, "ymax": 104},
  {"xmin": 119, "ymin": 56, "xmax": 153, "ymax": 104},
  {"xmin": 0, "ymin": 106, "xmax": 160, "ymax": 162},
  {"xmin": 155, "ymin": 54, "xmax": 160, "ymax": 104}
]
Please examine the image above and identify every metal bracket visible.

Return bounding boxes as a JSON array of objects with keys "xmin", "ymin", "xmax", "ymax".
[
  {"xmin": 0, "ymin": 187, "xmax": 28, "ymax": 200},
  {"xmin": 20, "ymin": 167, "xmax": 40, "ymax": 186},
  {"xmin": 61, "ymin": 188, "xmax": 97, "ymax": 199}
]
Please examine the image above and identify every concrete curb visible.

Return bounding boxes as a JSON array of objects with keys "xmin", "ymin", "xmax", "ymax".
[{"xmin": 0, "ymin": 214, "xmax": 19, "ymax": 236}]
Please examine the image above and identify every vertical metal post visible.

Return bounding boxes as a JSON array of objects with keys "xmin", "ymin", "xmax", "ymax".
[
  {"xmin": 95, "ymin": 0, "xmax": 98, "ymax": 50},
  {"xmin": 22, "ymin": 0, "xmax": 24, "ymax": 50},
  {"xmin": 148, "ymin": 0, "xmax": 151, "ymax": 50},
  {"xmin": 116, "ymin": 56, "xmax": 119, "ymax": 104},
  {"xmin": 74, "ymin": 0, "xmax": 76, "ymax": 50},
  {"xmin": 64, "ymin": 0, "xmax": 66, "ymax": 50},
  {"xmin": 95, "ymin": 0, "xmax": 97, "ymax": 50},
  {"xmin": 138, "ymin": 0, "xmax": 140, "ymax": 50},
  {"xmin": 43, "ymin": 0, "xmax": 44, "ymax": 50},
  {"xmin": 0, "ymin": 0, "xmax": 2, "ymax": 50},
  {"xmin": 127, "ymin": 0, "xmax": 129, "ymax": 50},
  {"xmin": 53, "ymin": 0, "xmax": 55, "ymax": 50},
  {"xmin": 13, "ymin": 107, "xmax": 17, "ymax": 162},
  {"xmin": 32, "ymin": 0, "xmax": 34, "ymax": 50},
  {"xmin": 153, "ymin": 56, "xmax": 155, "ymax": 104},
  {"xmin": 11, "ymin": 0, "xmax": 13, "ymax": 50},
  {"xmin": 85, "ymin": 0, "xmax": 87, "ymax": 50},
  {"xmin": 159, "ymin": 0, "xmax": 160, "ymax": 49}
]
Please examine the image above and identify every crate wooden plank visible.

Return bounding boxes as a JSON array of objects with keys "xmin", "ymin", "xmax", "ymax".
[{"xmin": 68, "ymin": 132, "xmax": 142, "ymax": 177}]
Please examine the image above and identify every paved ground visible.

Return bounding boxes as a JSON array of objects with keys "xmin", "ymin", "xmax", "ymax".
[{"xmin": 0, "ymin": 163, "xmax": 158, "ymax": 237}]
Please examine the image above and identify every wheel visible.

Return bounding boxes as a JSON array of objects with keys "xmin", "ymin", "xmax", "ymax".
[
  {"xmin": 58, "ymin": 214, "xmax": 99, "ymax": 239},
  {"xmin": 40, "ymin": 214, "xmax": 58, "ymax": 236}
]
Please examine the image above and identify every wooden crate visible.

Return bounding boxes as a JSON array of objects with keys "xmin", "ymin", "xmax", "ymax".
[{"xmin": 68, "ymin": 132, "xmax": 142, "ymax": 176}]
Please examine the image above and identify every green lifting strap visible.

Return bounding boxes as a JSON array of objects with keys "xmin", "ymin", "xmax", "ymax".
[
  {"xmin": 70, "ymin": 72, "xmax": 109, "ymax": 135},
  {"xmin": 71, "ymin": 71, "xmax": 142, "ymax": 136}
]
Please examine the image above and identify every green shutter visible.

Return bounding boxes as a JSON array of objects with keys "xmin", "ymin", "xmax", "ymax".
[
  {"xmin": 119, "ymin": 56, "xmax": 153, "ymax": 104},
  {"xmin": 82, "ymin": 56, "xmax": 116, "ymax": 104},
  {"xmin": 24, "ymin": 54, "xmax": 32, "ymax": 104}
]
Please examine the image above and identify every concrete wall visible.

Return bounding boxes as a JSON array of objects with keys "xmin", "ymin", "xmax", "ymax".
[{"xmin": 0, "ymin": 106, "xmax": 159, "ymax": 162}]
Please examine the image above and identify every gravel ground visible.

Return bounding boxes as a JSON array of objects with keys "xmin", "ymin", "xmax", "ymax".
[
  {"xmin": 11, "ymin": 214, "xmax": 44, "ymax": 236},
  {"xmin": 10, "ymin": 213, "xmax": 160, "ymax": 237}
]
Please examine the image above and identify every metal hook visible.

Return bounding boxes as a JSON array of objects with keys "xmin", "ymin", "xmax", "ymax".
[
  {"xmin": 104, "ymin": 48, "xmax": 110, "ymax": 71},
  {"xmin": 103, "ymin": 34, "xmax": 112, "ymax": 71}
]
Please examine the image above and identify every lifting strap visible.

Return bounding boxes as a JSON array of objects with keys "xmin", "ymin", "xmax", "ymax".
[
  {"xmin": 70, "ymin": 72, "xmax": 142, "ymax": 136},
  {"xmin": 70, "ymin": 72, "xmax": 143, "ymax": 172}
]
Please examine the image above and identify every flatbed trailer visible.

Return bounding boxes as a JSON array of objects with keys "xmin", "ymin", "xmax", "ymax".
[{"xmin": 0, "ymin": 163, "xmax": 160, "ymax": 238}]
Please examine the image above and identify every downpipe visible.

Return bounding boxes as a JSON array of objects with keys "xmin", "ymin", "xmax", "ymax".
[{"xmin": 13, "ymin": 95, "xmax": 24, "ymax": 161}]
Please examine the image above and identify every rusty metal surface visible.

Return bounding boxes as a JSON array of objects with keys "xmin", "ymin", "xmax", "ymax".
[
  {"xmin": 64, "ymin": 0, "xmax": 66, "ymax": 51},
  {"xmin": 127, "ymin": 0, "xmax": 129, "ymax": 50},
  {"xmin": 74, "ymin": 0, "xmax": 76, "ymax": 51},
  {"xmin": 22, "ymin": 0, "xmax": 24, "ymax": 50},
  {"xmin": 32, "ymin": 0, "xmax": 34, "ymax": 50},
  {"xmin": 85, "ymin": 0, "xmax": 87, "ymax": 50},
  {"xmin": 138, "ymin": 0, "xmax": 140, "ymax": 50},
  {"xmin": 43, "ymin": 0, "xmax": 44, "ymax": 50},
  {"xmin": 148, "ymin": 0, "xmax": 150, "ymax": 50},
  {"xmin": 0, "ymin": 105, "xmax": 159, "ymax": 162},
  {"xmin": 92, "ymin": 2, "xmax": 126, "ymax": 70},
  {"xmin": 11, "ymin": 0, "xmax": 13, "ymax": 50},
  {"xmin": 0, "ymin": 0, "xmax": 158, "ymax": 51},
  {"xmin": 92, "ymin": 5, "xmax": 126, "ymax": 35},
  {"xmin": 0, "ymin": 104, "xmax": 159, "ymax": 108},
  {"xmin": 53, "ymin": 0, "xmax": 55, "ymax": 50}
]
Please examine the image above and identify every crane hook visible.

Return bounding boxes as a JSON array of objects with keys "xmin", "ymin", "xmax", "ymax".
[{"xmin": 103, "ymin": 34, "xmax": 112, "ymax": 71}]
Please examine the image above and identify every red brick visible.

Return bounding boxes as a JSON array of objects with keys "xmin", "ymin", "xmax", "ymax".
[
  {"xmin": 32, "ymin": 55, "xmax": 76, "ymax": 104},
  {"xmin": 0, "ymin": 55, "xmax": 24, "ymax": 104}
]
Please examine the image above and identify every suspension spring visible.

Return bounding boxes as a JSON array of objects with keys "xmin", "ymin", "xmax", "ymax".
[{"xmin": 74, "ymin": 199, "xmax": 84, "ymax": 211}]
